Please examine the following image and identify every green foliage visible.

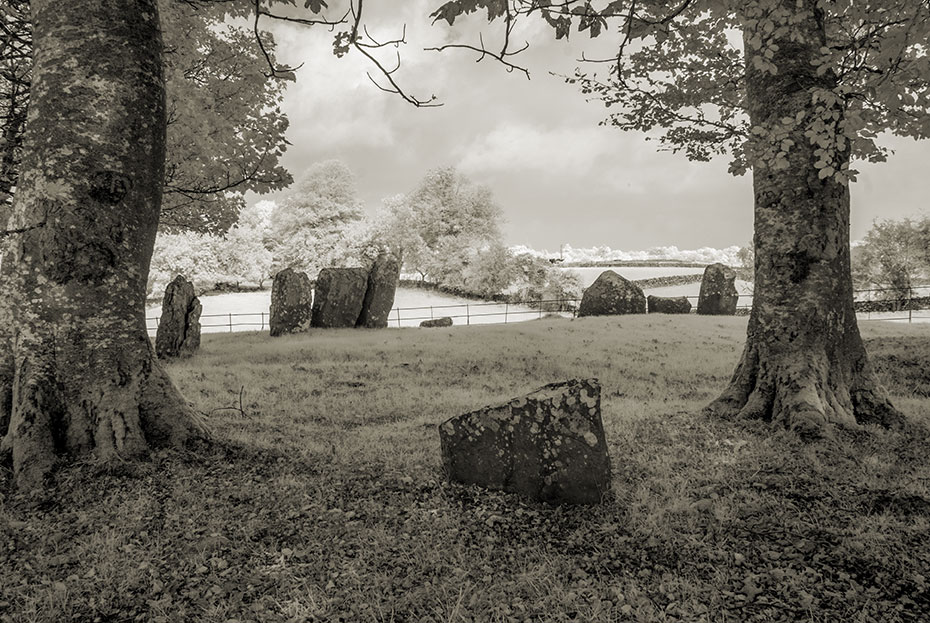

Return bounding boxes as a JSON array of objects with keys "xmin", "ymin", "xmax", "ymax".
[
  {"xmin": 267, "ymin": 160, "xmax": 368, "ymax": 279},
  {"xmin": 371, "ymin": 166, "xmax": 504, "ymax": 285},
  {"xmin": 852, "ymin": 216, "xmax": 930, "ymax": 298},
  {"xmin": 158, "ymin": 0, "xmax": 292, "ymax": 234},
  {"xmin": 736, "ymin": 243, "xmax": 754, "ymax": 270},
  {"xmin": 432, "ymin": 1, "xmax": 930, "ymax": 184},
  {"xmin": 148, "ymin": 203, "xmax": 275, "ymax": 297},
  {"xmin": 0, "ymin": 0, "xmax": 292, "ymax": 235},
  {"xmin": 1, "ymin": 317, "xmax": 928, "ymax": 621}
]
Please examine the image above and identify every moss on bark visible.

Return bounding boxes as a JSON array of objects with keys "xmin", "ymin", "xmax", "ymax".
[{"xmin": 1, "ymin": 0, "xmax": 207, "ymax": 489}]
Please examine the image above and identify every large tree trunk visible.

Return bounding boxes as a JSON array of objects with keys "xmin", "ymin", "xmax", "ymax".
[
  {"xmin": 0, "ymin": 0, "xmax": 206, "ymax": 489},
  {"xmin": 706, "ymin": 1, "xmax": 901, "ymax": 434}
]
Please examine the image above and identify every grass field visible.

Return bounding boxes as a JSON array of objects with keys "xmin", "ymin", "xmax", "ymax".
[{"xmin": 2, "ymin": 316, "xmax": 929, "ymax": 622}]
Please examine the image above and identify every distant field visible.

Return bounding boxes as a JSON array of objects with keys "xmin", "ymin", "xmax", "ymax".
[
  {"xmin": 564, "ymin": 265, "xmax": 707, "ymax": 287},
  {"xmin": 3, "ymin": 316, "xmax": 928, "ymax": 622}
]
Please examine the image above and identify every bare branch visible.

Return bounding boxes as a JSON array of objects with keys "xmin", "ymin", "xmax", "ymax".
[
  {"xmin": 425, "ymin": 40, "xmax": 531, "ymax": 79},
  {"xmin": 349, "ymin": 0, "xmax": 440, "ymax": 107},
  {"xmin": 0, "ymin": 219, "xmax": 45, "ymax": 240}
]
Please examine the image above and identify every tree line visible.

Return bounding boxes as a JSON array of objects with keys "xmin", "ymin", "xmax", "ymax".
[{"xmin": 149, "ymin": 161, "xmax": 581, "ymax": 302}]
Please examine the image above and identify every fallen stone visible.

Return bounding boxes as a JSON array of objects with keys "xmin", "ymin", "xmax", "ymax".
[
  {"xmin": 647, "ymin": 295, "xmax": 692, "ymax": 314},
  {"xmin": 697, "ymin": 263, "xmax": 739, "ymax": 315},
  {"xmin": 420, "ymin": 317, "xmax": 453, "ymax": 328},
  {"xmin": 311, "ymin": 267, "xmax": 368, "ymax": 328},
  {"xmin": 357, "ymin": 252, "xmax": 401, "ymax": 329},
  {"xmin": 439, "ymin": 378, "xmax": 611, "ymax": 505},
  {"xmin": 155, "ymin": 275, "xmax": 201, "ymax": 358},
  {"xmin": 578, "ymin": 270, "xmax": 646, "ymax": 317},
  {"xmin": 269, "ymin": 268, "xmax": 313, "ymax": 337}
]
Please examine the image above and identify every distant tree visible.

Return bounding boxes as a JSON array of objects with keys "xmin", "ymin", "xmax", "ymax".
[
  {"xmin": 460, "ymin": 243, "xmax": 519, "ymax": 296},
  {"xmin": 374, "ymin": 167, "xmax": 504, "ymax": 285},
  {"xmin": 736, "ymin": 243, "xmax": 754, "ymax": 271},
  {"xmin": 430, "ymin": 0, "xmax": 930, "ymax": 432},
  {"xmin": 852, "ymin": 217, "xmax": 929, "ymax": 301},
  {"xmin": 215, "ymin": 201, "xmax": 275, "ymax": 289},
  {"xmin": 268, "ymin": 160, "xmax": 366, "ymax": 278},
  {"xmin": 149, "ymin": 232, "xmax": 223, "ymax": 298},
  {"xmin": 0, "ymin": 0, "xmax": 292, "ymax": 234}
]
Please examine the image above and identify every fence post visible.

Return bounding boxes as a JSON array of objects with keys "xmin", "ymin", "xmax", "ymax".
[
  {"xmin": 228, "ymin": 313, "xmax": 233, "ymax": 332},
  {"xmin": 260, "ymin": 312, "xmax": 265, "ymax": 331},
  {"xmin": 539, "ymin": 299, "xmax": 542, "ymax": 319},
  {"xmin": 908, "ymin": 286, "xmax": 913, "ymax": 323},
  {"xmin": 466, "ymin": 304, "xmax": 470, "ymax": 325},
  {"xmin": 396, "ymin": 307, "xmax": 401, "ymax": 328},
  {"xmin": 504, "ymin": 302, "xmax": 508, "ymax": 324}
]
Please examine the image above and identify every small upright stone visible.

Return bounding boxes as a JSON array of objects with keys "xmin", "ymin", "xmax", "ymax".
[
  {"xmin": 269, "ymin": 268, "xmax": 313, "ymax": 337},
  {"xmin": 311, "ymin": 267, "xmax": 369, "ymax": 328},
  {"xmin": 155, "ymin": 275, "xmax": 201, "ymax": 358},
  {"xmin": 439, "ymin": 379, "xmax": 611, "ymax": 505},
  {"xmin": 697, "ymin": 263, "xmax": 739, "ymax": 315},
  {"xmin": 647, "ymin": 295, "xmax": 692, "ymax": 314},
  {"xmin": 357, "ymin": 252, "xmax": 401, "ymax": 329},
  {"xmin": 420, "ymin": 316, "xmax": 453, "ymax": 328},
  {"xmin": 578, "ymin": 270, "xmax": 646, "ymax": 317}
]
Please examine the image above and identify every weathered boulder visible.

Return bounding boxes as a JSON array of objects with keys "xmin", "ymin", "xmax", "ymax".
[
  {"xmin": 357, "ymin": 252, "xmax": 401, "ymax": 329},
  {"xmin": 697, "ymin": 263, "xmax": 739, "ymax": 315},
  {"xmin": 269, "ymin": 268, "xmax": 313, "ymax": 337},
  {"xmin": 420, "ymin": 316, "xmax": 453, "ymax": 328},
  {"xmin": 155, "ymin": 275, "xmax": 202, "ymax": 359},
  {"xmin": 647, "ymin": 295, "xmax": 692, "ymax": 314},
  {"xmin": 439, "ymin": 378, "xmax": 611, "ymax": 505},
  {"xmin": 578, "ymin": 270, "xmax": 646, "ymax": 317},
  {"xmin": 311, "ymin": 267, "xmax": 369, "ymax": 328}
]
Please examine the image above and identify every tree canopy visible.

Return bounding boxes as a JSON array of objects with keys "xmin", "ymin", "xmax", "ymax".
[
  {"xmin": 431, "ymin": 0, "xmax": 930, "ymax": 182},
  {"xmin": 0, "ymin": 0, "xmax": 292, "ymax": 234},
  {"xmin": 268, "ymin": 159, "xmax": 367, "ymax": 277},
  {"xmin": 371, "ymin": 166, "xmax": 503, "ymax": 284}
]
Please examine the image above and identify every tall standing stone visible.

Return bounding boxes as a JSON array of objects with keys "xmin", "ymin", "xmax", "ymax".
[
  {"xmin": 697, "ymin": 263, "xmax": 739, "ymax": 315},
  {"xmin": 578, "ymin": 270, "xmax": 646, "ymax": 317},
  {"xmin": 439, "ymin": 379, "xmax": 612, "ymax": 505},
  {"xmin": 311, "ymin": 267, "xmax": 369, "ymax": 328},
  {"xmin": 269, "ymin": 268, "xmax": 313, "ymax": 337},
  {"xmin": 357, "ymin": 252, "xmax": 401, "ymax": 329},
  {"xmin": 155, "ymin": 275, "xmax": 202, "ymax": 359}
]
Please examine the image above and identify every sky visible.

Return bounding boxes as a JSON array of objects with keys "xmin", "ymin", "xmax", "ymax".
[{"xmin": 244, "ymin": 1, "xmax": 930, "ymax": 252}]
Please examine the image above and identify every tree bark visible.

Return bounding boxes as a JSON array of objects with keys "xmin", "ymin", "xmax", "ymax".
[
  {"xmin": 706, "ymin": 1, "xmax": 901, "ymax": 434},
  {"xmin": 0, "ymin": 0, "xmax": 206, "ymax": 489}
]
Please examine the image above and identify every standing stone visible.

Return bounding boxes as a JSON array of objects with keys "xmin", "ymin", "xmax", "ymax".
[
  {"xmin": 647, "ymin": 295, "xmax": 692, "ymax": 314},
  {"xmin": 311, "ymin": 267, "xmax": 369, "ymax": 328},
  {"xmin": 269, "ymin": 268, "xmax": 313, "ymax": 337},
  {"xmin": 439, "ymin": 379, "xmax": 611, "ymax": 505},
  {"xmin": 420, "ymin": 317, "xmax": 453, "ymax": 328},
  {"xmin": 697, "ymin": 263, "xmax": 739, "ymax": 315},
  {"xmin": 578, "ymin": 270, "xmax": 646, "ymax": 317},
  {"xmin": 155, "ymin": 275, "xmax": 202, "ymax": 359},
  {"xmin": 357, "ymin": 252, "xmax": 401, "ymax": 329}
]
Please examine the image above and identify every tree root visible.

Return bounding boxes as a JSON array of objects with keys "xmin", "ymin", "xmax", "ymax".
[{"xmin": 705, "ymin": 341, "xmax": 903, "ymax": 437}]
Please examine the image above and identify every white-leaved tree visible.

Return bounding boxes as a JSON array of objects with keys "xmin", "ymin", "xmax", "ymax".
[{"xmin": 268, "ymin": 160, "xmax": 367, "ymax": 279}]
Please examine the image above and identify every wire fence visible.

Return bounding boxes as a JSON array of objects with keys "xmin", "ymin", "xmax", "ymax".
[{"xmin": 145, "ymin": 287, "xmax": 930, "ymax": 334}]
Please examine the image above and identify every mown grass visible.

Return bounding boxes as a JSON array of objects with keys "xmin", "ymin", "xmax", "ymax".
[{"xmin": 1, "ymin": 315, "xmax": 929, "ymax": 622}]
